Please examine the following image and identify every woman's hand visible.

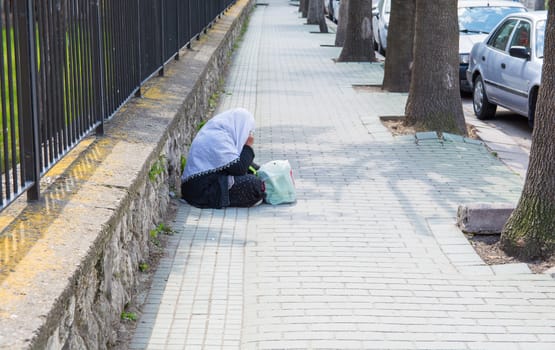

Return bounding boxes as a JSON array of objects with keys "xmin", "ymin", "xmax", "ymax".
[{"xmin": 246, "ymin": 135, "xmax": 254, "ymax": 147}]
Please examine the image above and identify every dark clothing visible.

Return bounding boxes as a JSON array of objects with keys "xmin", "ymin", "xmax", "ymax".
[
  {"xmin": 181, "ymin": 145, "xmax": 264, "ymax": 209},
  {"xmin": 225, "ymin": 145, "xmax": 255, "ymax": 175},
  {"xmin": 228, "ymin": 174, "xmax": 265, "ymax": 207},
  {"xmin": 181, "ymin": 172, "xmax": 229, "ymax": 209}
]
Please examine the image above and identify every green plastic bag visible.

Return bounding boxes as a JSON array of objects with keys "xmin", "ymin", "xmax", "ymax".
[{"xmin": 257, "ymin": 160, "xmax": 296, "ymax": 205}]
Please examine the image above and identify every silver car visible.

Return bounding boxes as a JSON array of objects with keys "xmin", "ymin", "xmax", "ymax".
[
  {"xmin": 458, "ymin": 0, "xmax": 527, "ymax": 92},
  {"xmin": 372, "ymin": 0, "xmax": 390, "ymax": 55},
  {"xmin": 331, "ymin": 0, "xmax": 378, "ymax": 25},
  {"xmin": 371, "ymin": 0, "xmax": 526, "ymax": 90},
  {"xmin": 466, "ymin": 11, "xmax": 546, "ymax": 127},
  {"xmin": 326, "ymin": 0, "xmax": 340, "ymax": 23}
]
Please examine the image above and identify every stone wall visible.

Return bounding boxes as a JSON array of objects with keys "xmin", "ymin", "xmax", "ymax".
[{"xmin": 0, "ymin": 0, "xmax": 254, "ymax": 349}]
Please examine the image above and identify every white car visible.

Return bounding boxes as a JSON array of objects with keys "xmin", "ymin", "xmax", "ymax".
[
  {"xmin": 371, "ymin": 0, "xmax": 526, "ymax": 92},
  {"xmin": 329, "ymin": 0, "xmax": 378, "ymax": 25},
  {"xmin": 372, "ymin": 0, "xmax": 390, "ymax": 55},
  {"xmin": 458, "ymin": 0, "xmax": 527, "ymax": 91},
  {"xmin": 467, "ymin": 11, "xmax": 546, "ymax": 127},
  {"xmin": 325, "ymin": 0, "xmax": 340, "ymax": 23}
]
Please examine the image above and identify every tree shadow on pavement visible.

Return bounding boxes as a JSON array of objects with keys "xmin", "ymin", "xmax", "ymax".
[{"xmin": 253, "ymin": 122, "xmax": 523, "ymax": 239}]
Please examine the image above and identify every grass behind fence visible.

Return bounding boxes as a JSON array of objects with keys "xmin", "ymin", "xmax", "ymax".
[
  {"xmin": 0, "ymin": 20, "xmax": 100, "ymax": 174},
  {"xmin": 1, "ymin": 27, "xmax": 20, "ymax": 175}
]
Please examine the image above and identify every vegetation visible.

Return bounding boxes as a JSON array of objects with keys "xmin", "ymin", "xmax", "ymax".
[
  {"xmin": 180, "ymin": 155, "xmax": 187, "ymax": 173},
  {"xmin": 208, "ymin": 91, "xmax": 220, "ymax": 112},
  {"xmin": 149, "ymin": 222, "xmax": 174, "ymax": 247},
  {"xmin": 148, "ymin": 156, "xmax": 166, "ymax": 182},
  {"xmin": 139, "ymin": 262, "xmax": 150, "ymax": 272},
  {"xmin": 196, "ymin": 120, "xmax": 207, "ymax": 131},
  {"xmin": 120, "ymin": 311, "xmax": 138, "ymax": 322},
  {"xmin": 152, "ymin": 223, "xmax": 174, "ymax": 236},
  {"xmin": 0, "ymin": 28, "xmax": 21, "ymax": 172}
]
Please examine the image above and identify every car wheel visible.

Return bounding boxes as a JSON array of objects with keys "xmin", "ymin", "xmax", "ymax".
[
  {"xmin": 473, "ymin": 75, "xmax": 496, "ymax": 120},
  {"xmin": 528, "ymin": 87, "xmax": 537, "ymax": 129}
]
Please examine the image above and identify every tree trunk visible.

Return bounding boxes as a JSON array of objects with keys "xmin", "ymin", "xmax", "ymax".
[
  {"xmin": 404, "ymin": 0, "xmax": 466, "ymax": 135},
  {"xmin": 307, "ymin": 0, "xmax": 328, "ymax": 32},
  {"xmin": 501, "ymin": 0, "xmax": 555, "ymax": 260},
  {"xmin": 335, "ymin": 0, "xmax": 349, "ymax": 46},
  {"xmin": 300, "ymin": 0, "xmax": 309, "ymax": 18},
  {"xmin": 382, "ymin": 0, "xmax": 415, "ymax": 92},
  {"xmin": 337, "ymin": 0, "xmax": 376, "ymax": 62}
]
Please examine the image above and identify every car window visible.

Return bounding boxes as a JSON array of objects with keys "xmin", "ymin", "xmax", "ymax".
[
  {"xmin": 458, "ymin": 6, "xmax": 525, "ymax": 34},
  {"xmin": 536, "ymin": 20, "xmax": 546, "ymax": 58},
  {"xmin": 488, "ymin": 19, "xmax": 518, "ymax": 51},
  {"xmin": 509, "ymin": 20, "xmax": 531, "ymax": 48}
]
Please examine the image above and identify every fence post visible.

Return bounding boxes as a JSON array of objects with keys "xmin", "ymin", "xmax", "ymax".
[
  {"xmin": 17, "ymin": 0, "xmax": 41, "ymax": 201},
  {"xmin": 186, "ymin": 0, "xmax": 192, "ymax": 48},
  {"xmin": 135, "ymin": 0, "xmax": 142, "ymax": 97},
  {"xmin": 175, "ymin": 0, "xmax": 180, "ymax": 60},
  {"xmin": 92, "ymin": 0, "xmax": 105, "ymax": 136},
  {"xmin": 159, "ymin": 0, "xmax": 165, "ymax": 76}
]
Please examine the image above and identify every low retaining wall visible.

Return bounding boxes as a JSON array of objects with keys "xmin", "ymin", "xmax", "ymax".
[{"xmin": 0, "ymin": 0, "xmax": 254, "ymax": 348}]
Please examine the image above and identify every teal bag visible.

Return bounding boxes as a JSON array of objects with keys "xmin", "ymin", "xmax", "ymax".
[{"xmin": 257, "ymin": 160, "xmax": 296, "ymax": 205}]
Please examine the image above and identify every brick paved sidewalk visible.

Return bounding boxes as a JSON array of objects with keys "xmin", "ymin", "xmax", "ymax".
[{"xmin": 130, "ymin": 1, "xmax": 555, "ymax": 349}]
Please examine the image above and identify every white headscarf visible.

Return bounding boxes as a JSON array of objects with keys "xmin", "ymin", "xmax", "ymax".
[{"xmin": 182, "ymin": 108, "xmax": 255, "ymax": 182}]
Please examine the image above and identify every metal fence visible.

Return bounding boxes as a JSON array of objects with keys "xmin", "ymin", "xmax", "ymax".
[{"xmin": 0, "ymin": 0, "xmax": 236, "ymax": 211}]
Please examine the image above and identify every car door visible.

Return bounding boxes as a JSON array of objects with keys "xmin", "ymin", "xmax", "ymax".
[
  {"xmin": 372, "ymin": 0, "xmax": 385, "ymax": 48},
  {"xmin": 372, "ymin": 0, "xmax": 386, "ymax": 52},
  {"xmin": 379, "ymin": 0, "xmax": 390, "ymax": 52},
  {"xmin": 497, "ymin": 19, "xmax": 531, "ymax": 115},
  {"xmin": 481, "ymin": 18, "xmax": 518, "ymax": 103}
]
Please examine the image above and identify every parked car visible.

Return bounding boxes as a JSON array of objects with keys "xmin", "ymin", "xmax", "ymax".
[
  {"xmin": 370, "ymin": 0, "xmax": 526, "ymax": 90},
  {"xmin": 458, "ymin": 0, "xmax": 527, "ymax": 92},
  {"xmin": 326, "ymin": 0, "xmax": 340, "ymax": 23},
  {"xmin": 328, "ymin": 0, "xmax": 378, "ymax": 25},
  {"xmin": 372, "ymin": 0, "xmax": 390, "ymax": 55},
  {"xmin": 467, "ymin": 11, "xmax": 546, "ymax": 127}
]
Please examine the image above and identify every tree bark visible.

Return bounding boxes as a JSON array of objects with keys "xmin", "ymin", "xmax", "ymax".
[
  {"xmin": 382, "ymin": 0, "xmax": 415, "ymax": 92},
  {"xmin": 335, "ymin": 0, "xmax": 349, "ymax": 46},
  {"xmin": 501, "ymin": 0, "xmax": 555, "ymax": 260},
  {"xmin": 337, "ymin": 0, "xmax": 376, "ymax": 62},
  {"xmin": 300, "ymin": 0, "xmax": 309, "ymax": 18},
  {"xmin": 404, "ymin": 0, "xmax": 466, "ymax": 135},
  {"xmin": 307, "ymin": 0, "xmax": 328, "ymax": 33}
]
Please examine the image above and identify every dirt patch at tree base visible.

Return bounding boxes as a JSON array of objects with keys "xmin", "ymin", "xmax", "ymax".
[
  {"xmin": 381, "ymin": 117, "xmax": 555, "ymax": 275},
  {"xmin": 381, "ymin": 117, "xmax": 479, "ymax": 139},
  {"xmin": 465, "ymin": 233, "xmax": 555, "ymax": 274}
]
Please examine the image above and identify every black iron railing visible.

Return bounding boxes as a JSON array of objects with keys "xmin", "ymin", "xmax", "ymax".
[{"xmin": 0, "ymin": 0, "xmax": 236, "ymax": 211}]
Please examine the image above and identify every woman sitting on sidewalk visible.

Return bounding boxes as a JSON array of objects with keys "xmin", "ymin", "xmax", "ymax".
[{"xmin": 181, "ymin": 108, "xmax": 264, "ymax": 209}]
